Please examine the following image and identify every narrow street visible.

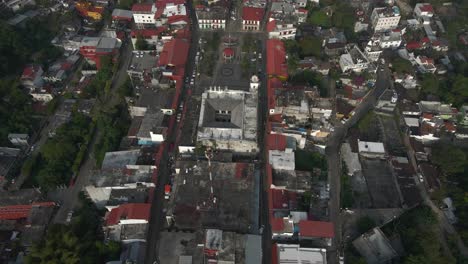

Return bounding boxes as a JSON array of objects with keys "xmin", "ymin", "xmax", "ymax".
[
  {"xmin": 326, "ymin": 66, "xmax": 392, "ymax": 263},
  {"xmin": 144, "ymin": 1, "xmax": 199, "ymax": 263},
  {"xmin": 53, "ymin": 39, "xmax": 134, "ymax": 223}
]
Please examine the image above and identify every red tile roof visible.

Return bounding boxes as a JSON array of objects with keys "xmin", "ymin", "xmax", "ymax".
[
  {"xmin": 271, "ymin": 189, "xmax": 297, "ymax": 210},
  {"xmin": 131, "ymin": 27, "xmax": 167, "ymax": 38},
  {"xmin": 105, "ymin": 203, "xmax": 151, "ymax": 226},
  {"xmin": 168, "ymin": 15, "xmax": 189, "ymax": 24},
  {"xmin": 21, "ymin": 65, "xmax": 41, "ymax": 79},
  {"xmin": 223, "ymin": 47, "xmax": 234, "ymax": 57},
  {"xmin": 266, "ymin": 39, "xmax": 288, "ymax": 78},
  {"xmin": 0, "ymin": 202, "xmax": 55, "ymax": 220},
  {"xmin": 419, "ymin": 4, "xmax": 434, "ymax": 13},
  {"xmin": 132, "ymin": 3, "xmax": 153, "ymax": 12},
  {"xmin": 267, "ymin": 134, "xmax": 287, "ymax": 151},
  {"xmin": 158, "ymin": 38, "xmax": 189, "ymax": 67},
  {"xmin": 444, "ymin": 121, "xmax": 456, "ymax": 132},
  {"xmin": 271, "ymin": 217, "xmax": 285, "ymax": 231},
  {"xmin": 406, "ymin": 41, "xmax": 422, "ymax": 50},
  {"xmin": 266, "ymin": 18, "xmax": 276, "ymax": 32},
  {"xmin": 298, "ymin": 220, "xmax": 335, "ymax": 238},
  {"xmin": 242, "ymin": 6, "xmax": 264, "ymax": 21}
]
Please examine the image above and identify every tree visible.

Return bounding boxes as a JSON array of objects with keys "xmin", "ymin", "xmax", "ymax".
[
  {"xmin": 117, "ymin": 0, "xmax": 135, "ymax": 9},
  {"xmin": 0, "ymin": 79, "xmax": 34, "ymax": 145},
  {"xmin": 135, "ymin": 35, "xmax": 148, "ymax": 50},
  {"xmin": 356, "ymin": 216, "xmax": 376, "ymax": 234},
  {"xmin": 299, "ymin": 37, "xmax": 322, "ymax": 57},
  {"xmin": 392, "ymin": 57, "xmax": 413, "ymax": 73},
  {"xmin": 431, "ymin": 144, "xmax": 467, "ymax": 176},
  {"xmin": 420, "ymin": 74, "xmax": 439, "ymax": 96},
  {"xmin": 25, "ymin": 195, "xmax": 121, "ymax": 264}
]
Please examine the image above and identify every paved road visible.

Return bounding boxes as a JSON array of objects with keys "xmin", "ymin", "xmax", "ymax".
[
  {"xmin": 326, "ymin": 66, "xmax": 392, "ymax": 263},
  {"xmin": 53, "ymin": 40, "xmax": 134, "ymax": 224},
  {"xmin": 144, "ymin": 1, "xmax": 199, "ymax": 263}
]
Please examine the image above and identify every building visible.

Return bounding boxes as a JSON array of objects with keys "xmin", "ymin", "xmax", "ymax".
[
  {"xmin": 85, "ymin": 165, "xmax": 155, "ymax": 209},
  {"xmin": 79, "ymin": 37, "xmax": 122, "ymax": 69},
  {"xmin": 415, "ymin": 55, "xmax": 436, "ymax": 74},
  {"xmin": 202, "ymin": 229, "xmax": 262, "ymax": 263},
  {"xmin": 339, "ymin": 45, "xmax": 369, "ymax": 73},
  {"xmin": 132, "ymin": 3, "xmax": 157, "ymax": 26},
  {"xmin": 267, "ymin": 18, "xmax": 297, "ymax": 40},
  {"xmin": 167, "ymin": 160, "xmax": 257, "ymax": 232},
  {"xmin": 266, "ymin": 39, "xmax": 288, "ymax": 80},
  {"xmin": 104, "ymin": 203, "xmax": 151, "ymax": 242},
  {"xmin": 111, "ymin": 8, "xmax": 133, "ymax": 22},
  {"xmin": 130, "ymin": 27, "xmax": 167, "ymax": 49},
  {"xmin": 274, "ymin": 244, "xmax": 327, "ymax": 264},
  {"xmin": 3, "ymin": 0, "xmax": 35, "ymax": 12},
  {"xmin": 75, "ymin": 2, "xmax": 104, "ymax": 21},
  {"xmin": 298, "ymin": 220, "xmax": 334, "ymax": 245},
  {"xmin": 20, "ymin": 65, "xmax": 44, "ymax": 91},
  {"xmin": 375, "ymin": 30, "xmax": 402, "ymax": 49},
  {"xmin": 196, "ymin": 5, "xmax": 228, "ymax": 30},
  {"xmin": 158, "ymin": 38, "xmax": 190, "ymax": 79},
  {"xmin": 197, "ymin": 87, "xmax": 258, "ymax": 153},
  {"xmin": 414, "ymin": 3, "xmax": 434, "ymax": 19},
  {"xmin": 370, "ymin": 6, "xmax": 401, "ymax": 32},
  {"xmin": 242, "ymin": 6, "xmax": 264, "ymax": 31},
  {"xmin": 136, "ymin": 110, "xmax": 168, "ymax": 144},
  {"xmin": 358, "ymin": 140, "xmax": 386, "ymax": 158},
  {"xmin": 8, "ymin": 133, "xmax": 29, "ymax": 147},
  {"xmin": 269, "ymin": 149, "xmax": 295, "ymax": 171},
  {"xmin": 353, "ymin": 227, "xmax": 398, "ymax": 264}
]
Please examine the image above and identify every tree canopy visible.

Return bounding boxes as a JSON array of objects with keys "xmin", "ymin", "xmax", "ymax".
[
  {"xmin": 0, "ymin": 79, "xmax": 34, "ymax": 145},
  {"xmin": 25, "ymin": 195, "xmax": 120, "ymax": 264}
]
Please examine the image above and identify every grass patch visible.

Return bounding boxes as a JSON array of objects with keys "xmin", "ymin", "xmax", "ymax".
[{"xmin": 357, "ymin": 111, "xmax": 376, "ymax": 133}]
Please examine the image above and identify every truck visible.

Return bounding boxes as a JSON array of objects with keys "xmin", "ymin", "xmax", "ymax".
[{"xmin": 164, "ymin": 184, "xmax": 171, "ymax": 200}]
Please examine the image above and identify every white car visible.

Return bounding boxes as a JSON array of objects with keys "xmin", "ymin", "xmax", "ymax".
[
  {"xmin": 66, "ymin": 210, "xmax": 73, "ymax": 223},
  {"xmin": 418, "ymin": 174, "xmax": 424, "ymax": 183}
]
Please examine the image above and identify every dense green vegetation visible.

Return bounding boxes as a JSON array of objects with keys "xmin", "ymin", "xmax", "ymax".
[
  {"xmin": 289, "ymin": 70, "xmax": 328, "ymax": 97},
  {"xmin": 419, "ymin": 72, "xmax": 468, "ymax": 107},
  {"xmin": 82, "ymin": 57, "xmax": 114, "ymax": 98},
  {"xmin": 135, "ymin": 35, "xmax": 149, "ymax": 50},
  {"xmin": 0, "ymin": 16, "xmax": 63, "ymax": 76},
  {"xmin": 431, "ymin": 144, "xmax": 468, "ymax": 246},
  {"xmin": 356, "ymin": 216, "xmax": 376, "ymax": 234},
  {"xmin": 25, "ymin": 194, "xmax": 120, "ymax": 264},
  {"xmin": 24, "ymin": 112, "xmax": 93, "ymax": 190},
  {"xmin": 391, "ymin": 57, "xmax": 414, "ymax": 74},
  {"xmin": 383, "ymin": 206, "xmax": 455, "ymax": 264},
  {"xmin": 295, "ymin": 149, "xmax": 327, "ymax": 171},
  {"xmin": 306, "ymin": 2, "xmax": 356, "ymax": 39},
  {"xmin": 93, "ymin": 100, "xmax": 131, "ymax": 167},
  {"xmin": 0, "ymin": 79, "xmax": 35, "ymax": 145}
]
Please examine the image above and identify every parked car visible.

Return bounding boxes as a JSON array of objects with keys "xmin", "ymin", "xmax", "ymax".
[{"xmin": 66, "ymin": 210, "xmax": 74, "ymax": 223}]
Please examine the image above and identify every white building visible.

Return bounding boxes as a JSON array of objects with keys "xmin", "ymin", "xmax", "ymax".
[
  {"xmin": 269, "ymin": 149, "xmax": 295, "ymax": 171},
  {"xmin": 339, "ymin": 45, "xmax": 370, "ymax": 73},
  {"xmin": 275, "ymin": 244, "xmax": 327, "ymax": 264},
  {"xmin": 132, "ymin": 3, "xmax": 157, "ymax": 26},
  {"xmin": 196, "ymin": 6, "xmax": 227, "ymax": 30},
  {"xmin": 267, "ymin": 18, "xmax": 297, "ymax": 40},
  {"xmin": 242, "ymin": 6, "xmax": 264, "ymax": 31},
  {"xmin": 197, "ymin": 86, "xmax": 258, "ymax": 153},
  {"xmin": 370, "ymin": 6, "xmax": 401, "ymax": 32},
  {"xmin": 415, "ymin": 55, "xmax": 436, "ymax": 74},
  {"xmin": 358, "ymin": 140, "xmax": 386, "ymax": 158},
  {"xmin": 378, "ymin": 30, "xmax": 402, "ymax": 48},
  {"xmin": 414, "ymin": 3, "xmax": 434, "ymax": 19}
]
